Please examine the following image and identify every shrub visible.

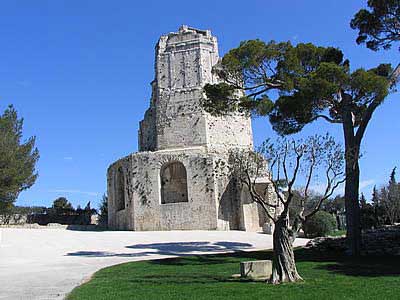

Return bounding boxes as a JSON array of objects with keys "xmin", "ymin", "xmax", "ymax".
[{"xmin": 303, "ymin": 211, "xmax": 337, "ymax": 238}]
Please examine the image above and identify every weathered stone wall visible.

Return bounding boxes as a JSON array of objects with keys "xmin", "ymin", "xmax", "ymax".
[
  {"xmin": 0, "ymin": 214, "xmax": 27, "ymax": 225},
  {"xmin": 138, "ymin": 25, "xmax": 253, "ymax": 153},
  {"xmin": 206, "ymin": 113, "xmax": 253, "ymax": 152},
  {"xmin": 108, "ymin": 26, "xmax": 273, "ymax": 232},
  {"xmin": 160, "ymin": 161, "xmax": 189, "ymax": 204},
  {"xmin": 108, "ymin": 148, "xmax": 275, "ymax": 231},
  {"xmin": 108, "ymin": 148, "xmax": 220, "ymax": 231}
]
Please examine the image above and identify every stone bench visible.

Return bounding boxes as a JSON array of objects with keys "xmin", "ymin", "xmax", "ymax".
[{"xmin": 240, "ymin": 260, "xmax": 272, "ymax": 279}]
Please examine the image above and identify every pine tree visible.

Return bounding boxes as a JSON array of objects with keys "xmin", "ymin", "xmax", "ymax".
[
  {"xmin": 351, "ymin": 0, "xmax": 400, "ymax": 51},
  {"xmin": 371, "ymin": 185, "xmax": 382, "ymax": 226},
  {"xmin": 372, "ymin": 185, "xmax": 379, "ymax": 207},
  {"xmin": 202, "ymin": 41, "xmax": 394, "ymax": 256},
  {"xmin": 380, "ymin": 168, "xmax": 400, "ymax": 224},
  {"xmin": 0, "ymin": 105, "xmax": 39, "ymax": 213},
  {"xmin": 360, "ymin": 193, "xmax": 368, "ymax": 209},
  {"xmin": 98, "ymin": 194, "xmax": 108, "ymax": 227}
]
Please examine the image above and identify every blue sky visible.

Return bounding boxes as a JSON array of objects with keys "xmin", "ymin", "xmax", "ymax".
[{"xmin": 0, "ymin": 0, "xmax": 398, "ymax": 209}]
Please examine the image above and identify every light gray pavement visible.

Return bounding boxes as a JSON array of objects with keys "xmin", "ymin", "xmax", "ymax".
[{"xmin": 0, "ymin": 228, "xmax": 308, "ymax": 300}]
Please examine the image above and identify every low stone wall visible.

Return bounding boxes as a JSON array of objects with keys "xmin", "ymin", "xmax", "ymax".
[
  {"xmin": 0, "ymin": 223, "xmax": 60, "ymax": 229},
  {"xmin": 0, "ymin": 223, "xmax": 106, "ymax": 230},
  {"xmin": 0, "ymin": 214, "xmax": 28, "ymax": 225},
  {"xmin": 362, "ymin": 226, "xmax": 400, "ymax": 255},
  {"xmin": 305, "ymin": 225, "xmax": 400, "ymax": 256},
  {"xmin": 27, "ymin": 212, "xmax": 91, "ymax": 226}
]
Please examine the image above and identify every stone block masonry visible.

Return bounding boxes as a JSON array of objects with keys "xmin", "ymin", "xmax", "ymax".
[
  {"xmin": 107, "ymin": 25, "xmax": 275, "ymax": 231},
  {"xmin": 240, "ymin": 260, "xmax": 273, "ymax": 279}
]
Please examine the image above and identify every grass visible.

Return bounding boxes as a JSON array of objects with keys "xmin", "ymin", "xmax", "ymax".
[
  {"xmin": 328, "ymin": 229, "xmax": 347, "ymax": 237},
  {"xmin": 68, "ymin": 248, "xmax": 400, "ymax": 300}
]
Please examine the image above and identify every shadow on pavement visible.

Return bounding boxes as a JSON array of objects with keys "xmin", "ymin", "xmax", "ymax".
[{"xmin": 66, "ymin": 241, "xmax": 253, "ymax": 258}]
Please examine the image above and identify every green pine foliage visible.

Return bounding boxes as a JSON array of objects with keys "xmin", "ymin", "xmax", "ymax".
[
  {"xmin": 351, "ymin": 0, "xmax": 400, "ymax": 51},
  {"xmin": 202, "ymin": 38, "xmax": 395, "ymax": 255},
  {"xmin": 98, "ymin": 194, "xmax": 108, "ymax": 227},
  {"xmin": 0, "ymin": 105, "xmax": 39, "ymax": 212}
]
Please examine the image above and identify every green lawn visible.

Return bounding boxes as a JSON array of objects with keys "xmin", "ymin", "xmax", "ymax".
[
  {"xmin": 328, "ymin": 229, "xmax": 347, "ymax": 237},
  {"xmin": 68, "ymin": 249, "xmax": 400, "ymax": 300}
]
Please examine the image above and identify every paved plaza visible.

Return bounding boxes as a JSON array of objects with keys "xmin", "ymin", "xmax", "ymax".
[{"xmin": 0, "ymin": 228, "xmax": 308, "ymax": 299}]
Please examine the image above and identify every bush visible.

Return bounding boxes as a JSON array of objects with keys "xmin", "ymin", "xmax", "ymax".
[{"xmin": 303, "ymin": 211, "xmax": 337, "ymax": 238}]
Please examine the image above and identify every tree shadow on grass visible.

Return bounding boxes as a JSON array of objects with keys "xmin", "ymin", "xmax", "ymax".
[
  {"xmin": 319, "ymin": 261, "xmax": 400, "ymax": 277},
  {"xmin": 293, "ymin": 248, "xmax": 400, "ymax": 277},
  {"xmin": 67, "ymin": 242, "xmax": 400, "ymax": 279},
  {"xmin": 124, "ymin": 273, "xmax": 241, "ymax": 285}
]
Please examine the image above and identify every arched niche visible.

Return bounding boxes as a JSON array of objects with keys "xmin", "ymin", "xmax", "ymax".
[
  {"xmin": 160, "ymin": 161, "xmax": 189, "ymax": 204},
  {"xmin": 115, "ymin": 166, "xmax": 126, "ymax": 211}
]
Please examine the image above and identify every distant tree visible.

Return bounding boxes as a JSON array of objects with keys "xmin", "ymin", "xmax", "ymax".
[
  {"xmin": 202, "ymin": 40, "xmax": 395, "ymax": 255},
  {"xmin": 0, "ymin": 105, "xmax": 39, "ymax": 213},
  {"xmin": 380, "ymin": 168, "xmax": 400, "ymax": 224},
  {"xmin": 371, "ymin": 185, "xmax": 380, "ymax": 207},
  {"xmin": 324, "ymin": 195, "xmax": 346, "ymax": 214},
  {"xmin": 360, "ymin": 193, "xmax": 368, "ymax": 208},
  {"xmin": 359, "ymin": 193, "xmax": 376, "ymax": 229},
  {"xmin": 52, "ymin": 197, "xmax": 73, "ymax": 214},
  {"xmin": 98, "ymin": 194, "xmax": 108, "ymax": 227},
  {"xmin": 324, "ymin": 195, "xmax": 346, "ymax": 230},
  {"xmin": 303, "ymin": 211, "xmax": 337, "ymax": 238},
  {"xmin": 228, "ymin": 134, "xmax": 344, "ymax": 284},
  {"xmin": 351, "ymin": 0, "xmax": 400, "ymax": 51},
  {"xmin": 289, "ymin": 189, "xmax": 320, "ymax": 226},
  {"xmin": 371, "ymin": 185, "xmax": 385, "ymax": 226},
  {"xmin": 84, "ymin": 201, "xmax": 97, "ymax": 217},
  {"xmin": 84, "ymin": 201, "xmax": 91, "ymax": 211},
  {"xmin": 12, "ymin": 205, "xmax": 46, "ymax": 214}
]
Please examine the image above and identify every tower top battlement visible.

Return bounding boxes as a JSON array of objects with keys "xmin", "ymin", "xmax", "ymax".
[
  {"xmin": 153, "ymin": 25, "xmax": 219, "ymax": 91},
  {"xmin": 178, "ymin": 25, "xmax": 211, "ymax": 36},
  {"xmin": 138, "ymin": 26, "xmax": 253, "ymax": 152}
]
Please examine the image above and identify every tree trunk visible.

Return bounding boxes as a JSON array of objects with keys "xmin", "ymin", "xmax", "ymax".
[
  {"xmin": 342, "ymin": 102, "xmax": 362, "ymax": 257},
  {"xmin": 270, "ymin": 216, "xmax": 302, "ymax": 284},
  {"xmin": 343, "ymin": 138, "xmax": 362, "ymax": 256}
]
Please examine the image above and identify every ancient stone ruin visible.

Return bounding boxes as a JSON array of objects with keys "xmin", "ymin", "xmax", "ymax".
[{"xmin": 107, "ymin": 25, "xmax": 275, "ymax": 231}]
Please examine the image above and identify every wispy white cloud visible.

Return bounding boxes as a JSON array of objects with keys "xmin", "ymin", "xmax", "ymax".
[
  {"xmin": 359, "ymin": 179, "xmax": 375, "ymax": 190},
  {"xmin": 49, "ymin": 189, "xmax": 99, "ymax": 197},
  {"xmin": 309, "ymin": 179, "xmax": 375, "ymax": 196},
  {"xmin": 63, "ymin": 157, "xmax": 73, "ymax": 160},
  {"xmin": 309, "ymin": 183, "xmax": 344, "ymax": 195}
]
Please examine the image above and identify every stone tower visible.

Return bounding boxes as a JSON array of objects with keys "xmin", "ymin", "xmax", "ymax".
[
  {"xmin": 107, "ymin": 26, "xmax": 274, "ymax": 232},
  {"xmin": 139, "ymin": 25, "xmax": 253, "ymax": 152}
]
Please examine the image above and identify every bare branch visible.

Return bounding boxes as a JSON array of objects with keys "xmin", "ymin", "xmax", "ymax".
[{"xmin": 310, "ymin": 114, "xmax": 341, "ymax": 124}]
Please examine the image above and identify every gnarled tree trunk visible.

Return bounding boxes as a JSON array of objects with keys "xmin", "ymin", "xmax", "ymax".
[{"xmin": 270, "ymin": 216, "xmax": 302, "ymax": 284}]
